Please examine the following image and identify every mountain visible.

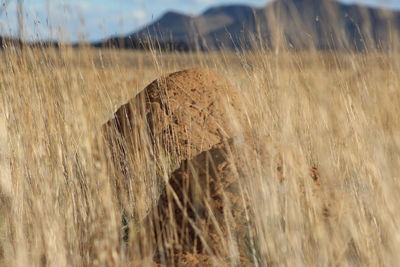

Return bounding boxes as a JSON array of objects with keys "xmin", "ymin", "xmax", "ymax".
[{"xmin": 94, "ymin": 0, "xmax": 400, "ymax": 51}]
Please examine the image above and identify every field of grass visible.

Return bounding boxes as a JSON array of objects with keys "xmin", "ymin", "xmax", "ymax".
[{"xmin": 1, "ymin": 46, "xmax": 400, "ymax": 266}]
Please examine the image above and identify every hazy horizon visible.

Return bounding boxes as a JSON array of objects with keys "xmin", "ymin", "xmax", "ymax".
[{"xmin": 0, "ymin": 0, "xmax": 399, "ymax": 43}]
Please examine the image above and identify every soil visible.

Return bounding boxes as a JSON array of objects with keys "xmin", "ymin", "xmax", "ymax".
[
  {"xmin": 104, "ymin": 68, "xmax": 247, "ymax": 162},
  {"xmin": 148, "ymin": 139, "xmax": 256, "ymax": 266}
]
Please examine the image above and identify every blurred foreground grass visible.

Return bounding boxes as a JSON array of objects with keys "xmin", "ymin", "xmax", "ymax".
[{"xmin": 1, "ymin": 46, "xmax": 400, "ymax": 266}]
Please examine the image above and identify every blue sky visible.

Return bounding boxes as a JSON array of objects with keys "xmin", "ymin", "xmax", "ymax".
[{"xmin": 0, "ymin": 0, "xmax": 399, "ymax": 42}]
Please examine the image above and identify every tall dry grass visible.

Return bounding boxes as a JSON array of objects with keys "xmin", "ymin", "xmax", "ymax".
[{"xmin": 1, "ymin": 34, "xmax": 400, "ymax": 266}]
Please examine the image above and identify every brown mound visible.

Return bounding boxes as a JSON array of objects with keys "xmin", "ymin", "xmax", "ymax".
[
  {"xmin": 147, "ymin": 139, "xmax": 256, "ymax": 266},
  {"xmin": 171, "ymin": 253, "xmax": 241, "ymax": 267},
  {"xmin": 150, "ymin": 253, "xmax": 230, "ymax": 267},
  {"xmin": 104, "ymin": 68, "xmax": 247, "ymax": 162},
  {"xmin": 98, "ymin": 68, "xmax": 248, "ymax": 221}
]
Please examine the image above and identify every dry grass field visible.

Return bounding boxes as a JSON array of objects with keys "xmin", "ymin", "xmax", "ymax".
[{"xmin": 1, "ymin": 46, "xmax": 400, "ymax": 266}]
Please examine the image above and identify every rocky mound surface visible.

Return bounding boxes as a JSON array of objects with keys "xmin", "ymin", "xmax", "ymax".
[
  {"xmin": 146, "ymin": 139, "xmax": 256, "ymax": 266},
  {"xmin": 104, "ymin": 68, "xmax": 247, "ymax": 162},
  {"xmin": 101, "ymin": 68, "xmax": 258, "ymax": 265}
]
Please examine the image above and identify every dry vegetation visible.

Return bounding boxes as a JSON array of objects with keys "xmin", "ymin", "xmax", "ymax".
[{"xmin": 1, "ymin": 45, "xmax": 400, "ymax": 266}]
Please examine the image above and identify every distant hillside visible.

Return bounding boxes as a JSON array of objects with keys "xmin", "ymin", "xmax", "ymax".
[
  {"xmin": 0, "ymin": 36, "xmax": 63, "ymax": 49},
  {"xmin": 93, "ymin": 0, "xmax": 400, "ymax": 50},
  {"xmin": 0, "ymin": 36, "xmax": 21, "ymax": 48}
]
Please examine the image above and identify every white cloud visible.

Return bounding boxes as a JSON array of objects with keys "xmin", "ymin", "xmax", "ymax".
[
  {"xmin": 194, "ymin": 0, "xmax": 215, "ymax": 4},
  {"xmin": 132, "ymin": 10, "xmax": 146, "ymax": 22}
]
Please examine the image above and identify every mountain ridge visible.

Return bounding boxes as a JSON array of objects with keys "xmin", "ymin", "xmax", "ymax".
[{"xmin": 94, "ymin": 0, "xmax": 400, "ymax": 50}]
